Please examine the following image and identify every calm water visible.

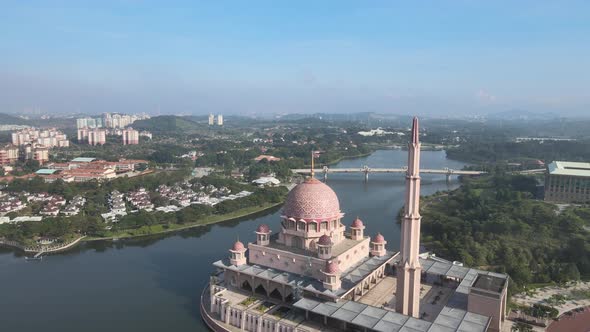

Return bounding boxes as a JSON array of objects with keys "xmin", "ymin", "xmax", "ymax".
[{"xmin": 0, "ymin": 150, "xmax": 467, "ymax": 332}]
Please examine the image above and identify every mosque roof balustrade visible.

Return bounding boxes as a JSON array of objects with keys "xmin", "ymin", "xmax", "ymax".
[
  {"xmin": 256, "ymin": 233, "xmax": 367, "ymax": 259},
  {"xmin": 280, "ymin": 217, "xmax": 345, "ymax": 237},
  {"xmin": 213, "ymin": 251, "xmax": 397, "ymax": 299},
  {"xmin": 293, "ymin": 297, "xmax": 491, "ymax": 332}
]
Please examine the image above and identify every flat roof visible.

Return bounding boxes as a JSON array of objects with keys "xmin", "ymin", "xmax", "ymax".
[
  {"xmin": 472, "ymin": 274, "xmax": 506, "ymax": 293},
  {"xmin": 548, "ymin": 161, "xmax": 590, "ymax": 177},
  {"xmin": 35, "ymin": 169, "xmax": 57, "ymax": 175},
  {"xmin": 294, "ymin": 298, "xmax": 490, "ymax": 332},
  {"xmin": 71, "ymin": 157, "xmax": 96, "ymax": 162}
]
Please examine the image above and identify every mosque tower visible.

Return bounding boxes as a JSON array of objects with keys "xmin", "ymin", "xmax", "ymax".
[{"xmin": 396, "ymin": 117, "xmax": 422, "ymax": 318}]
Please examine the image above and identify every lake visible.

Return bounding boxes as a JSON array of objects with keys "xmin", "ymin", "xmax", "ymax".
[{"xmin": 0, "ymin": 149, "xmax": 467, "ymax": 332}]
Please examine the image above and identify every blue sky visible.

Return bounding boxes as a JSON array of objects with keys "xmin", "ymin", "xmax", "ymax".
[{"xmin": 1, "ymin": 1, "xmax": 589, "ymax": 116}]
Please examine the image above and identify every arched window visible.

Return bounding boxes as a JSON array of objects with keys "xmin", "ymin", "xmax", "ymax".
[
  {"xmin": 297, "ymin": 221, "xmax": 306, "ymax": 231},
  {"xmin": 320, "ymin": 221, "xmax": 328, "ymax": 230},
  {"xmin": 309, "ymin": 221, "xmax": 318, "ymax": 232}
]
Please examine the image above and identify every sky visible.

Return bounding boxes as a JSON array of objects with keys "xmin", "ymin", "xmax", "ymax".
[{"xmin": 0, "ymin": 1, "xmax": 589, "ymax": 116}]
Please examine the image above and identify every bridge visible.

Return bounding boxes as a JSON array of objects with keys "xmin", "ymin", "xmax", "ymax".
[{"xmin": 292, "ymin": 166, "xmax": 485, "ymax": 181}]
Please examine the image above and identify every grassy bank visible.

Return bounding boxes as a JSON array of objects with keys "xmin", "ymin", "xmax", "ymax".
[{"xmin": 84, "ymin": 201, "xmax": 283, "ymax": 241}]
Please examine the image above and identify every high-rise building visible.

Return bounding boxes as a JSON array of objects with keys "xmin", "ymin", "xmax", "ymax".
[
  {"xmin": 208, "ymin": 113, "xmax": 215, "ymax": 125},
  {"xmin": 76, "ymin": 118, "xmax": 88, "ymax": 129},
  {"xmin": 0, "ymin": 145, "xmax": 19, "ymax": 165},
  {"xmin": 33, "ymin": 146, "xmax": 49, "ymax": 165},
  {"xmin": 103, "ymin": 113, "xmax": 113, "ymax": 128},
  {"xmin": 11, "ymin": 128, "xmax": 69, "ymax": 148},
  {"xmin": 217, "ymin": 114, "xmax": 223, "ymax": 126},
  {"xmin": 77, "ymin": 128, "xmax": 89, "ymax": 141},
  {"xmin": 122, "ymin": 128, "xmax": 139, "ymax": 145},
  {"xmin": 88, "ymin": 129, "xmax": 107, "ymax": 146}
]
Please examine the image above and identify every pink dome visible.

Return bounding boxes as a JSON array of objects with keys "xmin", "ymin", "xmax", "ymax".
[
  {"xmin": 318, "ymin": 234, "xmax": 332, "ymax": 246},
  {"xmin": 373, "ymin": 233, "xmax": 385, "ymax": 243},
  {"xmin": 232, "ymin": 240, "xmax": 245, "ymax": 251},
  {"xmin": 351, "ymin": 217, "xmax": 364, "ymax": 228},
  {"xmin": 282, "ymin": 177, "xmax": 341, "ymax": 220},
  {"xmin": 325, "ymin": 260, "xmax": 339, "ymax": 274},
  {"xmin": 256, "ymin": 224, "xmax": 270, "ymax": 233}
]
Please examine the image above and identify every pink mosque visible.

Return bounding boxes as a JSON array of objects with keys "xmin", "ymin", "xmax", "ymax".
[{"xmin": 201, "ymin": 118, "xmax": 508, "ymax": 332}]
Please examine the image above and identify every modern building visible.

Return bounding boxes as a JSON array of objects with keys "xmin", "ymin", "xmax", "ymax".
[
  {"xmin": 201, "ymin": 118, "xmax": 508, "ymax": 332},
  {"xmin": 11, "ymin": 128, "xmax": 69, "ymax": 148},
  {"xmin": 545, "ymin": 161, "xmax": 590, "ymax": 203},
  {"xmin": 88, "ymin": 129, "xmax": 107, "ymax": 146},
  {"xmin": 209, "ymin": 113, "xmax": 215, "ymax": 125},
  {"xmin": 122, "ymin": 128, "xmax": 139, "ymax": 145},
  {"xmin": 77, "ymin": 128, "xmax": 89, "ymax": 141},
  {"xmin": 33, "ymin": 146, "xmax": 49, "ymax": 165},
  {"xmin": 217, "ymin": 114, "xmax": 224, "ymax": 126},
  {"xmin": 0, "ymin": 145, "xmax": 19, "ymax": 165}
]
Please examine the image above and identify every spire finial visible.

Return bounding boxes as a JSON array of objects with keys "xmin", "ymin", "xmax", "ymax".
[
  {"xmin": 311, "ymin": 150, "xmax": 315, "ymax": 177},
  {"xmin": 412, "ymin": 117, "xmax": 419, "ymax": 144}
]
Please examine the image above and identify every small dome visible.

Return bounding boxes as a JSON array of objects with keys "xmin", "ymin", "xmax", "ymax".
[
  {"xmin": 318, "ymin": 234, "xmax": 332, "ymax": 246},
  {"xmin": 373, "ymin": 233, "xmax": 385, "ymax": 243},
  {"xmin": 325, "ymin": 260, "xmax": 339, "ymax": 274},
  {"xmin": 232, "ymin": 240, "xmax": 245, "ymax": 251},
  {"xmin": 282, "ymin": 177, "xmax": 341, "ymax": 220},
  {"xmin": 256, "ymin": 224, "xmax": 270, "ymax": 233},
  {"xmin": 351, "ymin": 217, "xmax": 364, "ymax": 228}
]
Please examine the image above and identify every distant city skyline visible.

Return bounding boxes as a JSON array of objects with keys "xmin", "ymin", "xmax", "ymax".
[{"xmin": 1, "ymin": 1, "xmax": 589, "ymax": 116}]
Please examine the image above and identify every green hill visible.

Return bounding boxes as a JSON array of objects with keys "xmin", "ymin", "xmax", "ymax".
[{"xmin": 132, "ymin": 115, "xmax": 201, "ymax": 133}]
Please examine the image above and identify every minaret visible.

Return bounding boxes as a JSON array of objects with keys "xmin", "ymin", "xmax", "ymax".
[{"xmin": 396, "ymin": 117, "xmax": 422, "ymax": 318}]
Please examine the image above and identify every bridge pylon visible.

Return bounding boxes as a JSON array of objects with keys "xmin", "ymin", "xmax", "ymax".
[{"xmin": 362, "ymin": 165, "xmax": 370, "ymax": 182}]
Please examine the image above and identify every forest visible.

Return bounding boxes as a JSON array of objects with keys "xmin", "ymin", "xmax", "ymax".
[
  {"xmin": 447, "ymin": 140, "xmax": 590, "ymax": 164},
  {"xmin": 419, "ymin": 173, "xmax": 590, "ymax": 292}
]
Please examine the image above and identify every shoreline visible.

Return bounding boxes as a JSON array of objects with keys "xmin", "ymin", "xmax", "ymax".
[
  {"xmin": 0, "ymin": 201, "xmax": 284, "ymax": 254},
  {"xmin": 83, "ymin": 201, "xmax": 283, "ymax": 243}
]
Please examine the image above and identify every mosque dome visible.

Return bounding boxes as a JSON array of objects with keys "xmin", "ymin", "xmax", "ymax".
[
  {"xmin": 351, "ymin": 217, "xmax": 364, "ymax": 228},
  {"xmin": 232, "ymin": 240, "xmax": 245, "ymax": 251},
  {"xmin": 282, "ymin": 177, "xmax": 341, "ymax": 220},
  {"xmin": 318, "ymin": 234, "xmax": 332, "ymax": 246},
  {"xmin": 373, "ymin": 233, "xmax": 385, "ymax": 243},
  {"xmin": 256, "ymin": 224, "xmax": 270, "ymax": 233},
  {"xmin": 325, "ymin": 260, "xmax": 339, "ymax": 274}
]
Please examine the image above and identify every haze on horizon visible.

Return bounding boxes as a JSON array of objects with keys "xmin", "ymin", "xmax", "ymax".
[{"xmin": 0, "ymin": 1, "xmax": 589, "ymax": 117}]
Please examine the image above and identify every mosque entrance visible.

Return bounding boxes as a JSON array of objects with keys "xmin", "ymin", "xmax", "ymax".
[
  {"xmin": 269, "ymin": 289, "xmax": 282, "ymax": 300},
  {"xmin": 255, "ymin": 284, "xmax": 267, "ymax": 296},
  {"xmin": 241, "ymin": 280, "xmax": 252, "ymax": 292},
  {"xmin": 292, "ymin": 236, "xmax": 304, "ymax": 249}
]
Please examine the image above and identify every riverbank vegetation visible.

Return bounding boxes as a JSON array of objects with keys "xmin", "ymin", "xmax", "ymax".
[
  {"xmin": 0, "ymin": 165, "xmax": 288, "ymax": 246},
  {"xmin": 420, "ymin": 173, "xmax": 590, "ymax": 291},
  {"xmin": 447, "ymin": 140, "xmax": 590, "ymax": 164}
]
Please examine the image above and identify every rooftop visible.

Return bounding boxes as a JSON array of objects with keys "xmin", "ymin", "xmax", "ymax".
[
  {"xmin": 264, "ymin": 236, "xmax": 366, "ymax": 258},
  {"xmin": 294, "ymin": 297, "xmax": 490, "ymax": 332},
  {"xmin": 35, "ymin": 169, "xmax": 57, "ymax": 175},
  {"xmin": 548, "ymin": 161, "xmax": 590, "ymax": 177},
  {"xmin": 71, "ymin": 157, "xmax": 96, "ymax": 162},
  {"xmin": 471, "ymin": 274, "xmax": 506, "ymax": 294}
]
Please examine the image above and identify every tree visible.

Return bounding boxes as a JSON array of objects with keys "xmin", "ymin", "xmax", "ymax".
[{"xmin": 511, "ymin": 322, "xmax": 533, "ymax": 332}]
